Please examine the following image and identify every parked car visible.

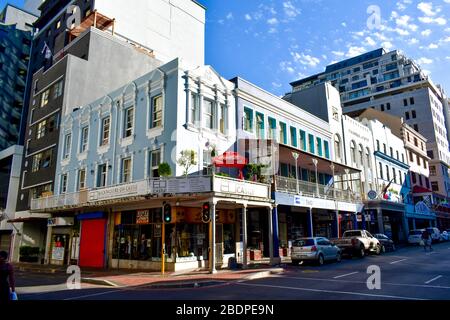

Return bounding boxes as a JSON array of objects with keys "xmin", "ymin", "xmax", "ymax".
[
  {"xmin": 440, "ymin": 231, "xmax": 449, "ymax": 241},
  {"xmin": 426, "ymin": 227, "xmax": 441, "ymax": 243},
  {"xmin": 291, "ymin": 237, "xmax": 342, "ymax": 266},
  {"xmin": 373, "ymin": 234, "xmax": 396, "ymax": 252},
  {"xmin": 331, "ymin": 230, "xmax": 381, "ymax": 257},
  {"xmin": 408, "ymin": 229, "xmax": 425, "ymax": 245}
]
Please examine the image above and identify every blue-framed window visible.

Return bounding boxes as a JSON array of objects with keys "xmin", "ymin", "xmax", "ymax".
[
  {"xmin": 299, "ymin": 130, "xmax": 306, "ymax": 151},
  {"xmin": 243, "ymin": 107, "xmax": 253, "ymax": 132},
  {"xmin": 290, "ymin": 126, "xmax": 297, "ymax": 147},
  {"xmin": 316, "ymin": 137, "xmax": 323, "ymax": 157},
  {"xmin": 308, "ymin": 134, "xmax": 315, "ymax": 154},
  {"xmin": 324, "ymin": 140, "xmax": 330, "ymax": 159},
  {"xmin": 279, "ymin": 122, "xmax": 287, "ymax": 144},
  {"xmin": 256, "ymin": 112, "xmax": 265, "ymax": 139},
  {"xmin": 268, "ymin": 117, "xmax": 277, "ymax": 140}
]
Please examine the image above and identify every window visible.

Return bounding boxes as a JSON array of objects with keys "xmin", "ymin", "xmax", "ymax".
[
  {"xmin": 416, "ymin": 155, "xmax": 421, "ymax": 167},
  {"xmin": 379, "ymin": 162, "xmax": 384, "ymax": 179},
  {"xmin": 396, "ymin": 151, "xmax": 399, "ymax": 160},
  {"xmin": 63, "ymin": 134, "xmax": 71, "ymax": 159},
  {"xmin": 390, "ymin": 147, "xmax": 393, "ymax": 158},
  {"xmin": 308, "ymin": 134, "xmax": 315, "ymax": 154},
  {"xmin": 151, "ymin": 96, "xmax": 163, "ymax": 128},
  {"xmin": 409, "ymin": 151, "xmax": 414, "ymax": 162},
  {"xmin": 383, "ymin": 143, "xmax": 386, "ymax": 154},
  {"xmin": 413, "ymin": 124, "xmax": 419, "ymax": 132},
  {"xmin": 40, "ymin": 89, "xmax": 50, "ymax": 107},
  {"xmin": 60, "ymin": 174, "xmax": 68, "ymax": 194},
  {"xmin": 387, "ymin": 103, "xmax": 391, "ymax": 110},
  {"xmin": 279, "ymin": 122, "xmax": 287, "ymax": 144},
  {"xmin": 365, "ymin": 148, "xmax": 371, "ymax": 168},
  {"xmin": 412, "ymin": 110, "xmax": 416, "ymax": 119},
  {"xmin": 80, "ymin": 126, "xmax": 89, "ymax": 153},
  {"xmin": 403, "ymin": 99, "xmax": 408, "ymax": 107},
  {"xmin": 324, "ymin": 141, "xmax": 330, "ymax": 159},
  {"xmin": 427, "ymin": 150, "xmax": 434, "ymax": 159},
  {"xmin": 124, "ymin": 107, "xmax": 134, "ymax": 138},
  {"xmin": 122, "ymin": 158, "xmax": 132, "ymax": 183},
  {"xmin": 410, "ymin": 97, "xmax": 415, "ymax": 105},
  {"xmin": 316, "ymin": 137, "xmax": 323, "ymax": 157},
  {"xmin": 376, "ymin": 140, "xmax": 380, "ymax": 151},
  {"xmin": 380, "ymin": 104, "xmax": 385, "ymax": 112},
  {"xmin": 256, "ymin": 113, "xmax": 264, "ymax": 138},
  {"xmin": 243, "ymin": 107, "xmax": 253, "ymax": 132},
  {"xmin": 392, "ymin": 168, "xmax": 397, "ymax": 184},
  {"xmin": 423, "ymin": 159, "xmax": 427, "ymax": 169},
  {"xmin": 402, "ymin": 153, "xmax": 405, "ymax": 163},
  {"xmin": 204, "ymin": 99, "xmax": 214, "ymax": 129},
  {"xmin": 203, "ymin": 150, "xmax": 212, "ymax": 175},
  {"xmin": 399, "ymin": 170, "xmax": 402, "ymax": 185},
  {"xmin": 37, "ymin": 119, "xmax": 47, "ymax": 139},
  {"xmin": 430, "ymin": 165, "xmax": 436, "ymax": 176},
  {"xmin": 53, "ymin": 80, "xmax": 63, "ymax": 99},
  {"xmin": 78, "ymin": 169, "xmax": 86, "ymax": 190},
  {"xmin": 97, "ymin": 164, "xmax": 107, "ymax": 187},
  {"xmin": 150, "ymin": 149, "xmax": 161, "ymax": 178},
  {"xmin": 219, "ymin": 104, "xmax": 227, "ymax": 134},
  {"xmin": 300, "ymin": 130, "xmax": 306, "ymax": 151},
  {"xmin": 334, "ymin": 135, "xmax": 341, "ymax": 160},
  {"xmin": 418, "ymin": 175, "xmax": 423, "ymax": 186},
  {"xmin": 350, "ymin": 141, "xmax": 356, "ymax": 164},
  {"xmin": 425, "ymin": 178, "xmax": 430, "ymax": 189},
  {"xmin": 101, "ymin": 117, "xmax": 110, "ymax": 146},
  {"xmin": 190, "ymin": 93, "xmax": 200, "ymax": 124},
  {"xmin": 431, "ymin": 181, "xmax": 439, "ymax": 192},
  {"xmin": 386, "ymin": 165, "xmax": 390, "ymax": 180},
  {"xmin": 412, "ymin": 172, "xmax": 417, "ymax": 184},
  {"xmin": 290, "ymin": 127, "xmax": 297, "ymax": 147},
  {"xmin": 405, "ymin": 112, "xmax": 410, "ymax": 120},
  {"xmin": 268, "ymin": 117, "xmax": 276, "ymax": 140},
  {"xmin": 358, "ymin": 145, "xmax": 364, "ymax": 166}
]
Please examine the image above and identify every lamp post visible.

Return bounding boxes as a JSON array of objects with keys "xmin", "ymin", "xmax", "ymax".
[
  {"xmin": 312, "ymin": 158, "xmax": 319, "ymax": 197},
  {"xmin": 292, "ymin": 152, "xmax": 299, "ymax": 194},
  {"xmin": 330, "ymin": 164, "xmax": 336, "ymax": 199}
]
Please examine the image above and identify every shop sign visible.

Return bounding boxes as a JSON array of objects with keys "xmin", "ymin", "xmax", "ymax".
[
  {"xmin": 368, "ymin": 190, "xmax": 377, "ymax": 200},
  {"xmin": 214, "ymin": 177, "xmax": 269, "ymax": 199},
  {"xmin": 150, "ymin": 177, "xmax": 211, "ymax": 194},
  {"xmin": 51, "ymin": 247, "xmax": 65, "ymax": 261},
  {"xmin": 365, "ymin": 214, "xmax": 372, "ymax": 222},
  {"xmin": 136, "ymin": 210, "xmax": 150, "ymax": 224},
  {"xmin": 89, "ymin": 180, "xmax": 148, "ymax": 202},
  {"xmin": 216, "ymin": 210, "xmax": 236, "ymax": 224},
  {"xmin": 47, "ymin": 217, "xmax": 74, "ymax": 227}
]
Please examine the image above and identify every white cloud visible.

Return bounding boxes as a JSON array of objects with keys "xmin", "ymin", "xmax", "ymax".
[
  {"xmin": 332, "ymin": 50, "xmax": 345, "ymax": 57},
  {"xmin": 395, "ymin": 28, "xmax": 410, "ymax": 36},
  {"xmin": 283, "ymin": 1, "xmax": 301, "ymax": 18},
  {"xmin": 365, "ymin": 36, "xmax": 377, "ymax": 46},
  {"xmin": 418, "ymin": 16, "xmax": 447, "ymax": 25},
  {"xmin": 408, "ymin": 38, "xmax": 419, "ymax": 45},
  {"xmin": 346, "ymin": 46, "xmax": 366, "ymax": 57},
  {"xmin": 268, "ymin": 28, "xmax": 278, "ymax": 34},
  {"xmin": 245, "ymin": 14, "xmax": 252, "ymax": 21},
  {"xmin": 341, "ymin": 22, "xmax": 347, "ymax": 27},
  {"xmin": 417, "ymin": 57, "xmax": 433, "ymax": 65},
  {"xmin": 446, "ymin": 56, "xmax": 450, "ymax": 60},
  {"xmin": 280, "ymin": 61, "xmax": 295, "ymax": 74},
  {"xmin": 421, "ymin": 29, "xmax": 432, "ymax": 36},
  {"xmin": 292, "ymin": 52, "xmax": 321, "ymax": 67},
  {"xmin": 272, "ymin": 82, "xmax": 282, "ymax": 88},
  {"xmin": 267, "ymin": 18, "xmax": 278, "ymax": 25},
  {"xmin": 427, "ymin": 43, "xmax": 439, "ymax": 49},
  {"xmin": 417, "ymin": 2, "xmax": 441, "ymax": 16},
  {"xmin": 381, "ymin": 41, "xmax": 394, "ymax": 50}
]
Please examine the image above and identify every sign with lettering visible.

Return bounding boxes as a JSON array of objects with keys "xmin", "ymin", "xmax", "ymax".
[
  {"xmin": 51, "ymin": 247, "xmax": 65, "ymax": 261},
  {"xmin": 213, "ymin": 177, "xmax": 269, "ymax": 199},
  {"xmin": 149, "ymin": 177, "xmax": 211, "ymax": 194},
  {"xmin": 47, "ymin": 217, "xmax": 74, "ymax": 227},
  {"xmin": 136, "ymin": 210, "xmax": 150, "ymax": 224},
  {"xmin": 89, "ymin": 180, "xmax": 148, "ymax": 202}
]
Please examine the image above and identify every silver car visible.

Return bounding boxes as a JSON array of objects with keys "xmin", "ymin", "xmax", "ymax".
[{"xmin": 291, "ymin": 237, "xmax": 342, "ymax": 266}]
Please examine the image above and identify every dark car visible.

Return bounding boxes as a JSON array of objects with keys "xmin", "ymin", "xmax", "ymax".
[{"xmin": 373, "ymin": 234, "xmax": 396, "ymax": 252}]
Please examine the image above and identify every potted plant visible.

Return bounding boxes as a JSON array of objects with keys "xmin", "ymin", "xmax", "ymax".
[{"xmin": 158, "ymin": 162, "xmax": 172, "ymax": 178}]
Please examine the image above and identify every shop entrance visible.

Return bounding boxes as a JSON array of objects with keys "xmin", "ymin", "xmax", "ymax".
[{"xmin": 79, "ymin": 219, "xmax": 107, "ymax": 268}]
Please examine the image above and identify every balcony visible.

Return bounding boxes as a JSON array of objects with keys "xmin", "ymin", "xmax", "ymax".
[
  {"xmin": 30, "ymin": 175, "xmax": 271, "ymax": 212},
  {"xmin": 275, "ymin": 176, "xmax": 361, "ymax": 203}
]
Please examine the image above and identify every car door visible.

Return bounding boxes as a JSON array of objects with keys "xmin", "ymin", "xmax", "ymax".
[{"xmin": 318, "ymin": 238, "xmax": 332, "ymax": 259}]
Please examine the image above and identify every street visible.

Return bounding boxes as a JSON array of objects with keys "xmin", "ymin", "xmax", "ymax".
[{"xmin": 15, "ymin": 242, "xmax": 450, "ymax": 300}]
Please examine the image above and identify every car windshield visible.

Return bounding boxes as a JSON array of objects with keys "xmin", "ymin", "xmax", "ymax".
[
  {"xmin": 293, "ymin": 239, "xmax": 315, "ymax": 247},
  {"xmin": 409, "ymin": 230, "xmax": 423, "ymax": 235},
  {"xmin": 343, "ymin": 231, "xmax": 362, "ymax": 237}
]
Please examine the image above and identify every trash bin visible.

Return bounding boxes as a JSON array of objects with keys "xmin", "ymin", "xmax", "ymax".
[{"xmin": 228, "ymin": 257, "xmax": 237, "ymax": 270}]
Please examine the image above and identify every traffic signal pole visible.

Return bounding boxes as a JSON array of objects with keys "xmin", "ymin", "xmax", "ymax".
[
  {"xmin": 211, "ymin": 202, "xmax": 217, "ymax": 274},
  {"xmin": 161, "ymin": 221, "xmax": 165, "ymax": 275}
]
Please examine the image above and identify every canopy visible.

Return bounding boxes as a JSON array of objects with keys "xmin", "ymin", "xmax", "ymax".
[{"xmin": 213, "ymin": 152, "xmax": 248, "ymax": 168}]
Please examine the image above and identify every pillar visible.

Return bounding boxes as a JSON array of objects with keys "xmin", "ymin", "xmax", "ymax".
[
  {"xmin": 211, "ymin": 202, "xmax": 217, "ymax": 274},
  {"xmin": 401, "ymin": 216, "xmax": 409, "ymax": 242},
  {"xmin": 334, "ymin": 211, "xmax": 339, "ymax": 238},
  {"xmin": 272, "ymin": 206, "xmax": 280, "ymax": 259},
  {"xmin": 44, "ymin": 225, "xmax": 53, "ymax": 265},
  {"xmin": 377, "ymin": 208, "xmax": 384, "ymax": 234},
  {"xmin": 307, "ymin": 208, "xmax": 313, "ymax": 237},
  {"xmin": 353, "ymin": 212, "xmax": 359, "ymax": 230},
  {"xmin": 412, "ymin": 218, "xmax": 416, "ymax": 230},
  {"xmin": 361, "ymin": 212, "xmax": 366, "ymax": 230},
  {"xmin": 242, "ymin": 205, "xmax": 248, "ymax": 269},
  {"xmin": 267, "ymin": 207, "xmax": 274, "ymax": 265}
]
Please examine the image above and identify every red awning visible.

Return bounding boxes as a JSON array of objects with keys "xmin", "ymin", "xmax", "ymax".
[
  {"xmin": 412, "ymin": 186, "xmax": 432, "ymax": 194},
  {"xmin": 213, "ymin": 152, "xmax": 248, "ymax": 168}
]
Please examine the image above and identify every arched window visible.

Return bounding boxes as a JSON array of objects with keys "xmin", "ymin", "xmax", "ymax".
[
  {"xmin": 334, "ymin": 134, "xmax": 342, "ymax": 161},
  {"xmin": 358, "ymin": 144, "xmax": 364, "ymax": 166},
  {"xmin": 350, "ymin": 141, "xmax": 356, "ymax": 164},
  {"xmin": 365, "ymin": 148, "xmax": 371, "ymax": 168}
]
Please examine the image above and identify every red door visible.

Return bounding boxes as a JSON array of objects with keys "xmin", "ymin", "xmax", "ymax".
[{"xmin": 79, "ymin": 219, "xmax": 106, "ymax": 268}]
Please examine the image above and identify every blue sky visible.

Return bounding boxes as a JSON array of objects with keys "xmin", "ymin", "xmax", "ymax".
[{"xmin": 3, "ymin": 0, "xmax": 450, "ymax": 96}]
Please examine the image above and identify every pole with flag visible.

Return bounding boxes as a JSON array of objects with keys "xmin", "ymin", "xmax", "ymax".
[
  {"xmin": 41, "ymin": 42, "xmax": 52, "ymax": 60},
  {"xmin": 378, "ymin": 178, "xmax": 395, "ymax": 200}
]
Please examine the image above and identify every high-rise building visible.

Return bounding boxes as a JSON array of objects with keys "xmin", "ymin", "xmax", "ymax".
[
  {"xmin": 288, "ymin": 48, "xmax": 450, "ymax": 202},
  {"xmin": 0, "ymin": 4, "xmax": 37, "ymax": 151}
]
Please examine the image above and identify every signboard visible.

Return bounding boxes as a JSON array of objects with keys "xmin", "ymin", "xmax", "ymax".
[
  {"xmin": 213, "ymin": 177, "xmax": 269, "ymax": 199},
  {"xmin": 415, "ymin": 201, "xmax": 431, "ymax": 214},
  {"xmin": 136, "ymin": 210, "xmax": 150, "ymax": 224},
  {"xmin": 89, "ymin": 180, "xmax": 148, "ymax": 202},
  {"xmin": 47, "ymin": 217, "xmax": 74, "ymax": 227},
  {"xmin": 51, "ymin": 247, "xmax": 65, "ymax": 261},
  {"xmin": 368, "ymin": 190, "xmax": 377, "ymax": 200},
  {"xmin": 149, "ymin": 177, "xmax": 211, "ymax": 194}
]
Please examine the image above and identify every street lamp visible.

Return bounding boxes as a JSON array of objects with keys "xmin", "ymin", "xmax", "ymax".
[
  {"xmin": 292, "ymin": 152, "xmax": 299, "ymax": 194},
  {"xmin": 312, "ymin": 158, "xmax": 319, "ymax": 197}
]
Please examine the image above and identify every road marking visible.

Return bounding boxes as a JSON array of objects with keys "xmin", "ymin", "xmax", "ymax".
[
  {"xmin": 390, "ymin": 259, "xmax": 407, "ymax": 264},
  {"xmin": 333, "ymin": 272, "xmax": 359, "ymax": 279},
  {"xmin": 236, "ymin": 282, "xmax": 426, "ymax": 300},
  {"xmin": 425, "ymin": 275, "xmax": 443, "ymax": 284},
  {"xmin": 64, "ymin": 289, "xmax": 124, "ymax": 300}
]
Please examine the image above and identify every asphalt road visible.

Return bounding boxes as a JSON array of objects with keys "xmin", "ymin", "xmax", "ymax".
[{"xmin": 15, "ymin": 242, "xmax": 450, "ymax": 301}]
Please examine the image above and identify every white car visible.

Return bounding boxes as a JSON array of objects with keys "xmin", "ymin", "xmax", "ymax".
[
  {"xmin": 440, "ymin": 231, "xmax": 449, "ymax": 241},
  {"xmin": 408, "ymin": 229, "xmax": 425, "ymax": 245},
  {"xmin": 426, "ymin": 227, "xmax": 441, "ymax": 243}
]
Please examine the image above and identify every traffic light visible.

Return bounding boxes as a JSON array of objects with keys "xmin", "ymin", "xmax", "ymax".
[
  {"xmin": 202, "ymin": 202, "xmax": 211, "ymax": 223},
  {"xmin": 163, "ymin": 203, "xmax": 172, "ymax": 223}
]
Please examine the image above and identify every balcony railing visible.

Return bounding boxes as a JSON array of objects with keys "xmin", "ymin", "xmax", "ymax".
[
  {"xmin": 30, "ymin": 175, "xmax": 271, "ymax": 211},
  {"xmin": 275, "ymin": 176, "xmax": 361, "ymax": 203}
]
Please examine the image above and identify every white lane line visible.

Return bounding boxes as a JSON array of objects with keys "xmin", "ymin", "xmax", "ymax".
[
  {"xmin": 333, "ymin": 272, "xmax": 359, "ymax": 279},
  {"xmin": 236, "ymin": 282, "xmax": 426, "ymax": 300},
  {"xmin": 64, "ymin": 289, "xmax": 125, "ymax": 300},
  {"xmin": 425, "ymin": 275, "xmax": 443, "ymax": 285},
  {"xmin": 390, "ymin": 259, "xmax": 408, "ymax": 264}
]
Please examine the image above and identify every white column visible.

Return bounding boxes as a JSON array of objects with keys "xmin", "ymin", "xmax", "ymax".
[
  {"xmin": 211, "ymin": 202, "xmax": 217, "ymax": 274},
  {"xmin": 268, "ymin": 206, "xmax": 274, "ymax": 265},
  {"xmin": 242, "ymin": 205, "xmax": 248, "ymax": 269}
]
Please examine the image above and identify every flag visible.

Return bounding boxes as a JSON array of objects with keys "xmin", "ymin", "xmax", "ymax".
[
  {"xmin": 41, "ymin": 42, "xmax": 52, "ymax": 60},
  {"xmin": 382, "ymin": 178, "xmax": 394, "ymax": 196},
  {"xmin": 324, "ymin": 177, "xmax": 334, "ymax": 194},
  {"xmin": 423, "ymin": 195, "xmax": 432, "ymax": 209}
]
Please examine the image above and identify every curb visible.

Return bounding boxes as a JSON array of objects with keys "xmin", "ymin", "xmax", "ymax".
[
  {"xmin": 81, "ymin": 278, "xmax": 120, "ymax": 287},
  {"xmin": 242, "ymin": 268, "xmax": 284, "ymax": 280},
  {"xmin": 18, "ymin": 267, "xmax": 60, "ymax": 274}
]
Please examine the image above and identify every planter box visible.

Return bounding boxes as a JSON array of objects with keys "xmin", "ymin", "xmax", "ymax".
[{"xmin": 249, "ymin": 250, "xmax": 262, "ymax": 261}]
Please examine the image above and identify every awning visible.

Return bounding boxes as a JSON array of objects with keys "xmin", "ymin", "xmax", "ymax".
[
  {"xmin": 213, "ymin": 151, "xmax": 248, "ymax": 168},
  {"xmin": 412, "ymin": 186, "xmax": 432, "ymax": 194}
]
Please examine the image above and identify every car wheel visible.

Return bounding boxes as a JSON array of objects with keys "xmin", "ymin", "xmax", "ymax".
[
  {"xmin": 336, "ymin": 252, "xmax": 342, "ymax": 263},
  {"xmin": 376, "ymin": 244, "xmax": 381, "ymax": 255},
  {"xmin": 359, "ymin": 246, "xmax": 365, "ymax": 258},
  {"xmin": 381, "ymin": 245, "xmax": 386, "ymax": 253},
  {"xmin": 318, "ymin": 254, "xmax": 324, "ymax": 266}
]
